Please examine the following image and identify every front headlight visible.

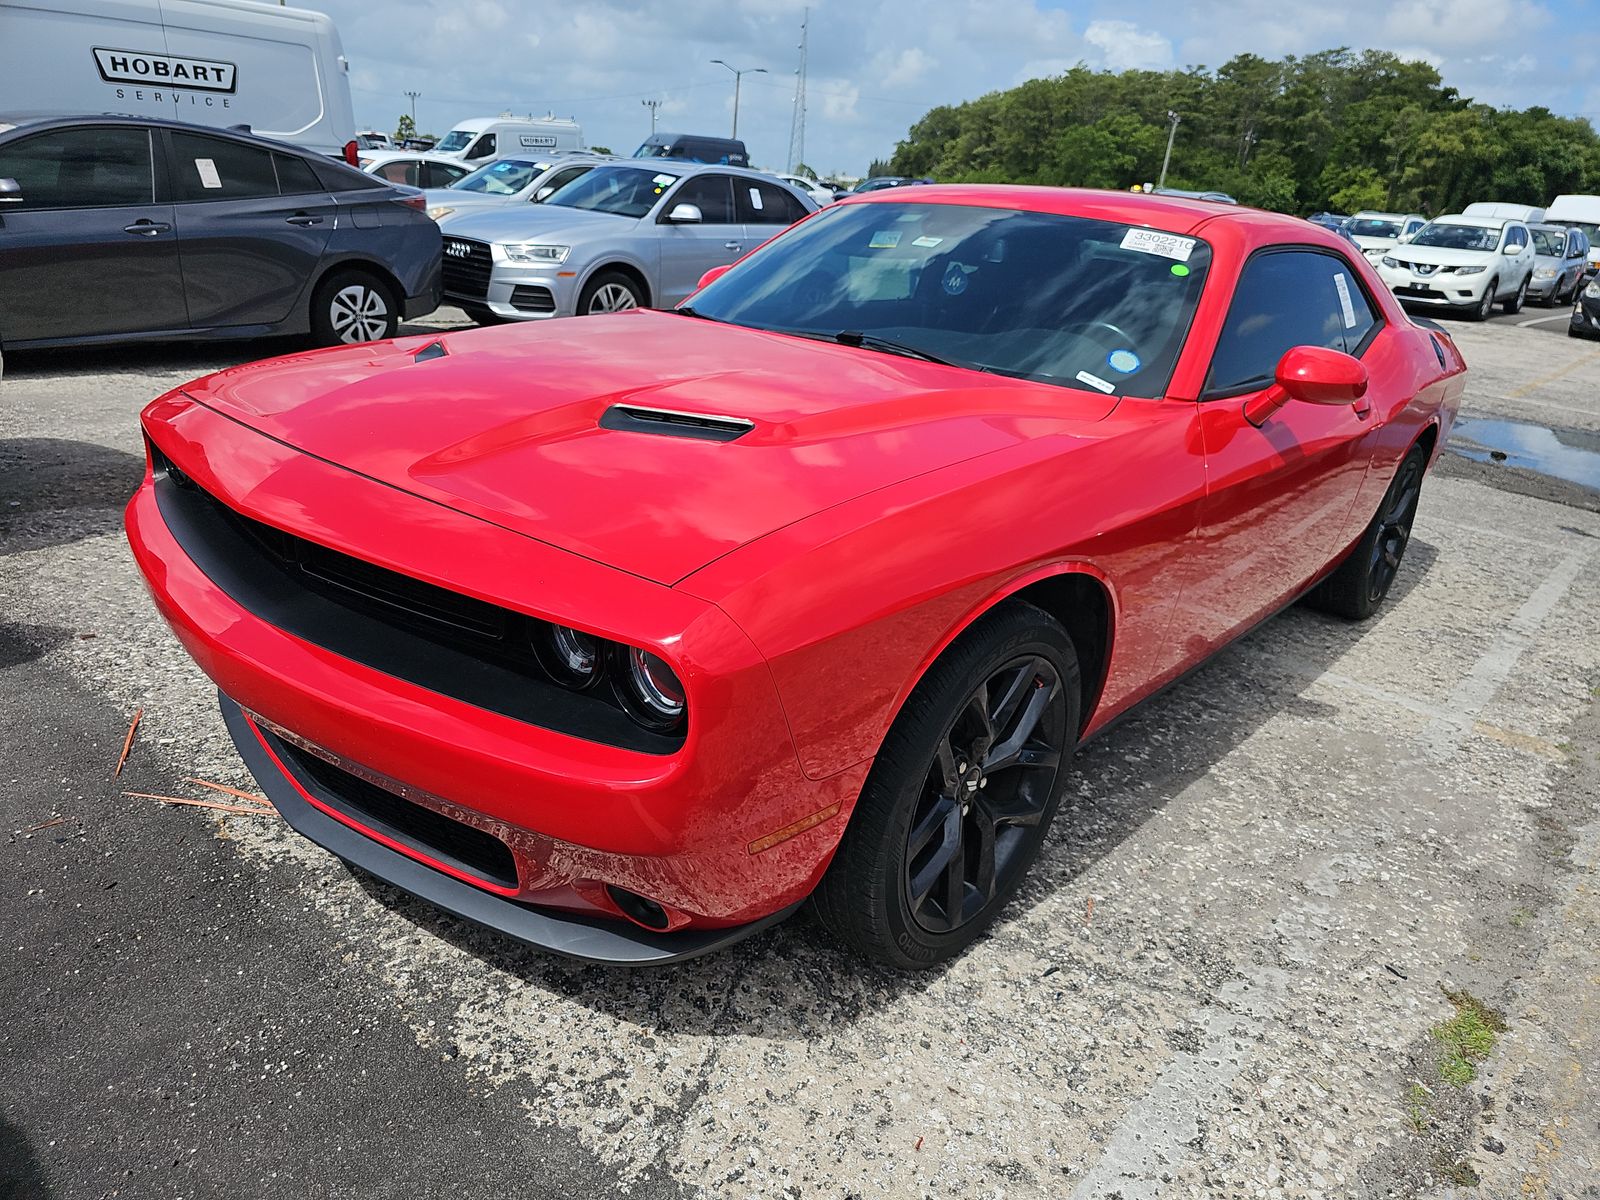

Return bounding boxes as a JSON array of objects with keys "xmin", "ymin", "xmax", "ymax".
[
  {"xmin": 1381, "ymin": 256, "xmax": 1399, "ymax": 268},
  {"xmin": 503, "ymin": 243, "xmax": 570, "ymax": 264},
  {"xmin": 1586, "ymin": 280, "xmax": 1600, "ymax": 299},
  {"xmin": 427, "ymin": 205, "xmax": 454, "ymax": 221},
  {"xmin": 1533, "ymin": 267, "xmax": 1557, "ymax": 280},
  {"xmin": 619, "ymin": 647, "xmax": 686, "ymax": 731},
  {"xmin": 1449, "ymin": 266, "xmax": 1485, "ymax": 276}
]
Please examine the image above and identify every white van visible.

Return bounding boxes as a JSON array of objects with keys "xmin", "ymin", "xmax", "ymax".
[
  {"xmin": 433, "ymin": 116, "xmax": 584, "ymax": 164},
  {"xmin": 0, "ymin": 0, "xmax": 357, "ymax": 158},
  {"xmin": 1463, "ymin": 201, "xmax": 1547, "ymax": 224},
  {"xmin": 1545, "ymin": 194, "xmax": 1600, "ymax": 276}
]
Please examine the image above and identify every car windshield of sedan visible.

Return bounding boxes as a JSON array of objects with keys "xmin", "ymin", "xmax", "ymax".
[
  {"xmin": 1348, "ymin": 218, "xmax": 1401, "ymax": 238},
  {"xmin": 543, "ymin": 165, "xmax": 681, "ymax": 218},
  {"xmin": 1532, "ymin": 228, "xmax": 1567, "ymax": 256},
  {"xmin": 435, "ymin": 130, "xmax": 474, "ymax": 153},
  {"xmin": 452, "ymin": 158, "xmax": 550, "ymax": 194},
  {"xmin": 1410, "ymin": 222, "xmax": 1502, "ymax": 251},
  {"xmin": 683, "ymin": 202, "xmax": 1213, "ymax": 399}
]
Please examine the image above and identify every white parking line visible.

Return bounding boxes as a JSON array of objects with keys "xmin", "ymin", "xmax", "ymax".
[
  {"xmin": 1518, "ymin": 314, "xmax": 1573, "ymax": 328},
  {"xmin": 1422, "ymin": 547, "xmax": 1593, "ymax": 755}
]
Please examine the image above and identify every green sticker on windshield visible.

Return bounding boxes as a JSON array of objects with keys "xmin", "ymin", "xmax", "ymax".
[{"xmin": 1170, "ymin": 263, "xmax": 1190, "ymax": 277}]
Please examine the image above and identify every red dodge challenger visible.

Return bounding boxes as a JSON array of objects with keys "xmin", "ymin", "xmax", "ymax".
[{"xmin": 126, "ymin": 187, "xmax": 1465, "ymax": 968}]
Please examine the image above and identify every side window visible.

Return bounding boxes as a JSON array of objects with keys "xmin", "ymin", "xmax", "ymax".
[
  {"xmin": 432, "ymin": 163, "xmax": 471, "ymax": 187},
  {"xmin": 738, "ymin": 179, "xmax": 807, "ymax": 225},
  {"xmin": 374, "ymin": 161, "xmax": 411, "ymax": 185},
  {"xmin": 274, "ymin": 152, "xmax": 323, "ymax": 196},
  {"xmin": 0, "ymin": 126, "xmax": 153, "ymax": 210},
  {"xmin": 1206, "ymin": 250, "xmax": 1374, "ymax": 397},
  {"xmin": 1505, "ymin": 226, "xmax": 1527, "ymax": 251},
  {"xmin": 169, "ymin": 132, "xmax": 278, "ymax": 201},
  {"xmin": 669, "ymin": 174, "xmax": 735, "ymax": 223},
  {"xmin": 474, "ymin": 133, "xmax": 496, "ymax": 159}
]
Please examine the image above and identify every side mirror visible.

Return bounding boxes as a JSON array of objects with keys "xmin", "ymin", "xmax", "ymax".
[
  {"xmin": 695, "ymin": 264, "xmax": 732, "ymax": 291},
  {"xmin": 1244, "ymin": 346, "xmax": 1369, "ymax": 427},
  {"xmin": 665, "ymin": 203, "xmax": 702, "ymax": 224},
  {"xmin": 1502, "ymin": 242, "xmax": 1520, "ymax": 255},
  {"xmin": 0, "ymin": 177, "xmax": 22, "ymax": 205},
  {"xmin": 1396, "ymin": 232, "xmax": 1412, "ymax": 244},
  {"xmin": 533, "ymin": 186, "xmax": 555, "ymax": 202}
]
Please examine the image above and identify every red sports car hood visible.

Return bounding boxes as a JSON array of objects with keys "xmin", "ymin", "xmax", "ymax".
[{"xmin": 183, "ymin": 312, "xmax": 1118, "ymax": 584}]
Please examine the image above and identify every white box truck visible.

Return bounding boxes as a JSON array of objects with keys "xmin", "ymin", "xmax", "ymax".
[
  {"xmin": 0, "ymin": 0, "xmax": 357, "ymax": 158},
  {"xmin": 433, "ymin": 116, "xmax": 585, "ymax": 163}
]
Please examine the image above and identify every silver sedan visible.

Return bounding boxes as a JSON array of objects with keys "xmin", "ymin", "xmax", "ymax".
[{"xmin": 436, "ymin": 161, "xmax": 818, "ymax": 321}]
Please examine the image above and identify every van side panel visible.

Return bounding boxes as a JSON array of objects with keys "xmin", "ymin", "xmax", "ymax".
[{"xmin": 0, "ymin": 0, "xmax": 355, "ymax": 155}]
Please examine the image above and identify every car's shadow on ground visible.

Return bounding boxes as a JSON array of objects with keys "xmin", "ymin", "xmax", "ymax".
[
  {"xmin": 346, "ymin": 540, "xmax": 1440, "ymax": 1031},
  {"xmin": 0, "ymin": 438, "xmax": 147, "ymax": 556}
]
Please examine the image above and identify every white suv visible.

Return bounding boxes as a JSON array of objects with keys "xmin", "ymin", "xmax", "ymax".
[{"xmin": 1376, "ymin": 215, "xmax": 1536, "ymax": 320}]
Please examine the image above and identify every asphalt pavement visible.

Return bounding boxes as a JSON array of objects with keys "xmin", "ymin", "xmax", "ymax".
[{"xmin": 3, "ymin": 311, "xmax": 1599, "ymax": 1199}]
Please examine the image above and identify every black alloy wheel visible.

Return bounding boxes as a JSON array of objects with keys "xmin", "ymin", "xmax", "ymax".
[
  {"xmin": 1367, "ymin": 450, "xmax": 1423, "ymax": 606},
  {"xmin": 1308, "ymin": 441, "xmax": 1429, "ymax": 620},
  {"xmin": 1503, "ymin": 274, "xmax": 1527, "ymax": 315},
  {"xmin": 812, "ymin": 602, "xmax": 1081, "ymax": 968}
]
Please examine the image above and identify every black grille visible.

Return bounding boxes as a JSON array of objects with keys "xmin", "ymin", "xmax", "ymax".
[
  {"xmin": 441, "ymin": 237, "xmax": 493, "ymax": 300},
  {"xmin": 1395, "ymin": 284, "xmax": 1441, "ymax": 298},
  {"xmin": 509, "ymin": 285, "xmax": 555, "ymax": 314},
  {"xmin": 281, "ymin": 740, "xmax": 518, "ymax": 888},
  {"xmin": 148, "ymin": 447, "xmax": 685, "ymax": 754}
]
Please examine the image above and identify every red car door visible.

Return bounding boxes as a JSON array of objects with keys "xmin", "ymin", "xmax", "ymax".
[{"xmin": 1172, "ymin": 248, "xmax": 1388, "ymax": 657}]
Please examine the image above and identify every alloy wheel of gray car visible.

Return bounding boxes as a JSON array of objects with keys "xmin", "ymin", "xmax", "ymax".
[
  {"xmin": 311, "ymin": 270, "xmax": 400, "ymax": 347},
  {"xmin": 579, "ymin": 271, "xmax": 644, "ymax": 316}
]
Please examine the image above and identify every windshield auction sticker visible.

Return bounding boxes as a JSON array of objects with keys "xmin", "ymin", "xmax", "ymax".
[{"xmin": 1120, "ymin": 228, "xmax": 1196, "ymax": 262}]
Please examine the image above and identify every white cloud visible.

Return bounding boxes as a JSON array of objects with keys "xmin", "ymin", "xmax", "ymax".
[{"xmin": 1083, "ymin": 20, "xmax": 1174, "ymax": 72}]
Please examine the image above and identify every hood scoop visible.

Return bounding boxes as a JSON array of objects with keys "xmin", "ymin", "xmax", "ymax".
[
  {"xmin": 599, "ymin": 403, "xmax": 754, "ymax": 443},
  {"xmin": 413, "ymin": 340, "xmax": 448, "ymax": 364}
]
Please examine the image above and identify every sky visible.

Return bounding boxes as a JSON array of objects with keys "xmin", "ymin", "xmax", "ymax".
[{"xmin": 321, "ymin": 0, "xmax": 1600, "ymax": 179}]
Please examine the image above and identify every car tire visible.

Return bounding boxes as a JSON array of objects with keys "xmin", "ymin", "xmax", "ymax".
[
  {"xmin": 811, "ymin": 601, "xmax": 1080, "ymax": 969},
  {"xmin": 1470, "ymin": 280, "xmax": 1497, "ymax": 321},
  {"xmin": 577, "ymin": 271, "xmax": 644, "ymax": 316},
  {"xmin": 1307, "ymin": 442, "xmax": 1428, "ymax": 621},
  {"xmin": 1502, "ymin": 274, "xmax": 1528, "ymax": 315},
  {"xmin": 310, "ymin": 270, "xmax": 399, "ymax": 346}
]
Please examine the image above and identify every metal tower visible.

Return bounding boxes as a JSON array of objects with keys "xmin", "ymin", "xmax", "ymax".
[{"xmin": 787, "ymin": 7, "xmax": 809, "ymax": 173}]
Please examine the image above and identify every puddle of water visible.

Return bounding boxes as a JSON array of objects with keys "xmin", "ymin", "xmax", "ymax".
[{"xmin": 1449, "ymin": 417, "xmax": 1600, "ymax": 491}]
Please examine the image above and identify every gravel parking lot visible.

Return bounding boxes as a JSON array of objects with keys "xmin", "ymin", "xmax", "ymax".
[{"xmin": 3, "ymin": 314, "xmax": 1598, "ymax": 1198}]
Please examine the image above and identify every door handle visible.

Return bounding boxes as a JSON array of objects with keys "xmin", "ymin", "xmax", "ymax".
[
  {"xmin": 123, "ymin": 220, "xmax": 171, "ymax": 236},
  {"xmin": 723, "ymin": 242, "xmax": 742, "ymax": 251},
  {"xmin": 286, "ymin": 214, "xmax": 325, "ymax": 226}
]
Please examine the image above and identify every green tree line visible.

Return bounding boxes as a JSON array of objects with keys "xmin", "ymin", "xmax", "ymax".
[{"xmin": 881, "ymin": 48, "xmax": 1600, "ymax": 215}]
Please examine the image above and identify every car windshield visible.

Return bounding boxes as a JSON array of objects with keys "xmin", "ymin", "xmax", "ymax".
[
  {"xmin": 436, "ymin": 130, "xmax": 474, "ymax": 154},
  {"xmin": 1410, "ymin": 222, "xmax": 1502, "ymax": 251},
  {"xmin": 1348, "ymin": 218, "xmax": 1401, "ymax": 238},
  {"xmin": 1554, "ymin": 220, "xmax": 1600, "ymax": 243},
  {"xmin": 684, "ymin": 202, "xmax": 1212, "ymax": 399},
  {"xmin": 1532, "ymin": 228, "xmax": 1567, "ymax": 256},
  {"xmin": 452, "ymin": 158, "xmax": 549, "ymax": 195},
  {"xmin": 633, "ymin": 141, "xmax": 670, "ymax": 158},
  {"xmin": 545, "ymin": 165, "xmax": 680, "ymax": 217}
]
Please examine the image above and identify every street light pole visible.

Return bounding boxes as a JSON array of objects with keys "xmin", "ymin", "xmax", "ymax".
[
  {"xmin": 404, "ymin": 90, "xmax": 420, "ymax": 125},
  {"xmin": 710, "ymin": 59, "xmax": 767, "ymax": 140},
  {"xmin": 1158, "ymin": 110, "xmax": 1180, "ymax": 190},
  {"xmin": 642, "ymin": 98, "xmax": 662, "ymax": 135}
]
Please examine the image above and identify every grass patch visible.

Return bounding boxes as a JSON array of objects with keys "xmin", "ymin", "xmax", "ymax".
[
  {"xmin": 1406, "ymin": 1083, "xmax": 1431, "ymax": 1132},
  {"xmin": 1509, "ymin": 907, "xmax": 1534, "ymax": 929},
  {"xmin": 1433, "ymin": 1155, "xmax": 1481, "ymax": 1186},
  {"xmin": 1431, "ymin": 988, "xmax": 1508, "ymax": 1088}
]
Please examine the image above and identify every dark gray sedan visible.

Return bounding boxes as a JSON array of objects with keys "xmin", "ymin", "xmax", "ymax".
[{"xmin": 0, "ymin": 115, "xmax": 441, "ymax": 350}]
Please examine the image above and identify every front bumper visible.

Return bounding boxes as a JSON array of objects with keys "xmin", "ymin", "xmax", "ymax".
[
  {"xmin": 223, "ymin": 697, "xmax": 800, "ymax": 963},
  {"xmin": 126, "ymin": 389, "xmax": 864, "ymax": 957},
  {"xmin": 1378, "ymin": 266, "xmax": 1491, "ymax": 308},
  {"xmin": 1571, "ymin": 295, "xmax": 1600, "ymax": 339}
]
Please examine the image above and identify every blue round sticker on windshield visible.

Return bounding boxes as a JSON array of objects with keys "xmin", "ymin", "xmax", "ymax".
[
  {"xmin": 1107, "ymin": 349, "xmax": 1141, "ymax": 374},
  {"xmin": 942, "ymin": 263, "xmax": 968, "ymax": 295}
]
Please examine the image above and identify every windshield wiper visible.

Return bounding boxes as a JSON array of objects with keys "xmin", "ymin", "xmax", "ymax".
[
  {"xmin": 832, "ymin": 330, "xmax": 962, "ymax": 367},
  {"xmin": 673, "ymin": 305, "xmax": 722, "ymax": 322}
]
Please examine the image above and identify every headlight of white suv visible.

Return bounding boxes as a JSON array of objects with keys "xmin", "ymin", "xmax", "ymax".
[
  {"xmin": 1449, "ymin": 266, "xmax": 1485, "ymax": 275},
  {"xmin": 1381, "ymin": 256, "xmax": 1399, "ymax": 268},
  {"xmin": 503, "ymin": 243, "xmax": 571, "ymax": 264},
  {"xmin": 1533, "ymin": 267, "xmax": 1557, "ymax": 280}
]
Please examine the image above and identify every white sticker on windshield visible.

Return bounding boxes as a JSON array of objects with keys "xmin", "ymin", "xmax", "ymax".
[
  {"xmin": 1120, "ymin": 228, "xmax": 1195, "ymax": 261},
  {"xmin": 194, "ymin": 157, "xmax": 223, "ymax": 189},
  {"xmin": 869, "ymin": 229, "xmax": 902, "ymax": 249},
  {"xmin": 1075, "ymin": 370, "xmax": 1116, "ymax": 394},
  {"xmin": 1333, "ymin": 271, "xmax": 1358, "ymax": 329},
  {"xmin": 652, "ymin": 173, "xmax": 676, "ymax": 186},
  {"xmin": 912, "ymin": 235, "xmax": 944, "ymax": 248}
]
